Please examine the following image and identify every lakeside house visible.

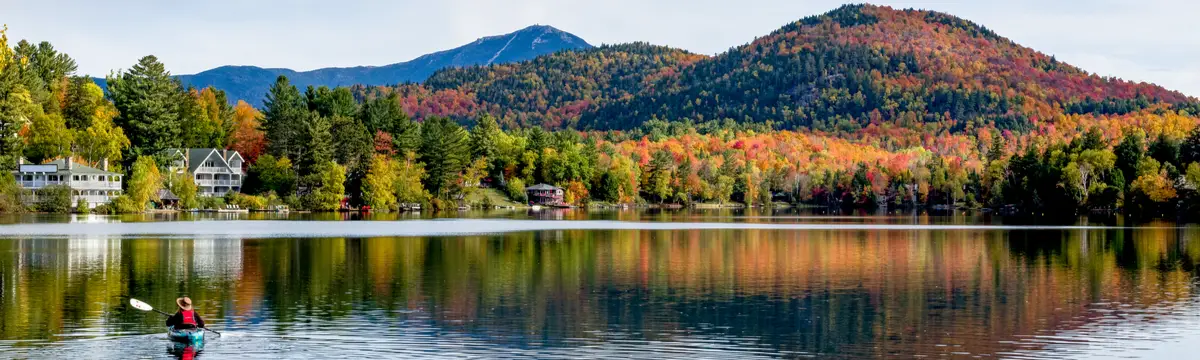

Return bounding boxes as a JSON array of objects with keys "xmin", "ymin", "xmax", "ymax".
[
  {"xmin": 164, "ymin": 148, "xmax": 245, "ymax": 197},
  {"xmin": 13, "ymin": 158, "xmax": 123, "ymax": 209},
  {"xmin": 525, "ymin": 184, "xmax": 565, "ymax": 206}
]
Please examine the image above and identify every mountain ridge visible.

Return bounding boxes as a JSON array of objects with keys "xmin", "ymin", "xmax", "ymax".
[
  {"xmin": 97, "ymin": 25, "xmax": 592, "ymax": 106},
  {"xmin": 364, "ymin": 4, "xmax": 1196, "ymax": 132}
]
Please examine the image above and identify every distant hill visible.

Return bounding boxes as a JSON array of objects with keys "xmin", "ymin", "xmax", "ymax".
[
  {"xmin": 97, "ymin": 25, "xmax": 591, "ymax": 106},
  {"xmin": 366, "ymin": 5, "xmax": 1197, "ymax": 131}
]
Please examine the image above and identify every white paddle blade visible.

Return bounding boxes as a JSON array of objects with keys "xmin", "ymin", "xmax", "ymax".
[{"xmin": 129, "ymin": 298, "xmax": 155, "ymax": 311}]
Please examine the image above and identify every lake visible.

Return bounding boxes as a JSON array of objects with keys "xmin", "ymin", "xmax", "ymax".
[{"xmin": 1, "ymin": 210, "xmax": 1198, "ymax": 358}]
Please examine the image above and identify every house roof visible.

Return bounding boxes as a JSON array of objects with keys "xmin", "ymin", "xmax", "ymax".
[
  {"xmin": 157, "ymin": 188, "xmax": 180, "ymax": 201},
  {"xmin": 165, "ymin": 148, "xmax": 244, "ymax": 173},
  {"xmin": 525, "ymin": 183, "xmax": 562, "ymax": 191},
  {"xmin": 187, "ymin": 148, "xmax": 222, "ymax": 173},
  {"xmin": 43, "ymin": 159, "xmax": 120, "ymax": 175}
]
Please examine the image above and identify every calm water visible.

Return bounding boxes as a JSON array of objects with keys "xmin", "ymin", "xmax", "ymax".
[{"xmin": 1, "ymin": 212, "xmax": 1199, "ymax": 358}]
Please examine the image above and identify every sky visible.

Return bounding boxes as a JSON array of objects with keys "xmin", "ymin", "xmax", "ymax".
[{"xmin": 2, "ymin": 0, "xmax": 1197, "ymax": 97}]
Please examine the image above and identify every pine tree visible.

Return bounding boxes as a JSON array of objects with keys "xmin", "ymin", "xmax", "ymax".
[
  {"xmin": 262, "ymin": 76, "xmax": 307, "ymax": 163},
  {"xmin": 301, "ymin": 113, "xmax": 333, "ymax": 175},
  {"xmin": 419, "ymin": 117, "xmax": 469, "ymax": 198},
  {"xmin": 106, "ymin": 55, "xmax": 182, "ymax": 160}
]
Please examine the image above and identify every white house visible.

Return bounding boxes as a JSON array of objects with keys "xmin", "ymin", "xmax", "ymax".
[
  {"xmin": 164, "ymin": 148, "xmax": 245, "ymax": 197},
  {"xmin": 13, "ymin": 158, "xmax": 123, "ymax": 209}
]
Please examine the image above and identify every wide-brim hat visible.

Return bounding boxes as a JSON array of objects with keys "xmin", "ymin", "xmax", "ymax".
[{"xmin": 176, "ymin": 297, "xmax": 193, "ymax": 311}]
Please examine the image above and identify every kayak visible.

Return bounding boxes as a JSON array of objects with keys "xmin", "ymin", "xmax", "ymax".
[{"xmin": 168, "ymin": 326, "xmax": 204, "ymax": 343}]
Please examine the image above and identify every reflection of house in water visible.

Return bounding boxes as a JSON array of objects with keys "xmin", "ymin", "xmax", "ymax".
[
  {"xmin": 189, "ymin": 238, "xmax": 243, "ymax": 278},
  {"xmin": 66, "ymin": 236, "xmax": 121, "ymax": 274}
]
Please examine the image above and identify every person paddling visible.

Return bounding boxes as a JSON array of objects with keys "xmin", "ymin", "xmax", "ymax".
[{"xmin": 166, "ymin": 297, "xmax": 206, "ymax": 330}]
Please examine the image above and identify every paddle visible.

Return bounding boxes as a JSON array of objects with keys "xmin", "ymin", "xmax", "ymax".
[{"xmin": 129, "ymin": 298, "xmax": 222, "ymax": 336}]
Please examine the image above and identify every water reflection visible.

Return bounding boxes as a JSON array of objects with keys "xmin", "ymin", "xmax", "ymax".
[{"xmin": 0, "ymin": 225, "xmax": 1198, "ymax": 358}]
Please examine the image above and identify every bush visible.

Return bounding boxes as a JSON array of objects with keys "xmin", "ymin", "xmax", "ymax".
[
  {"xmin": 111, "ymin": 195, "xmax": 143, "ymax": 214},
  {"xmin": 0, "ymin": 173, "xmax": 23, "ymax": 213},
  {"xmin": 92, "ymin": 203, "xmax": 113, "ymax": 215},
  {"xmin": 229, "ymin": 193, "xmax": 267, "ymax": 210},
  {"xmin": 198, "ymin": 196, "xmax": 225, "ymax": 210},
  {"xmin": 75, "ymin": 198, "xmax": 90, "ymax": 214},
  {"xmin": 505, "ymin": 178, "xmax": 527, "ymax": 203},
  {"xmin": 37, "ymin": 185, "xmax": 73, "ymax": 213}
]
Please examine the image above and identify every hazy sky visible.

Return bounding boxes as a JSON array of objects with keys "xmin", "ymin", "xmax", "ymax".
[{"xmin": 3, "ymin": 0, "xmax": 1197, "ymax": 97}]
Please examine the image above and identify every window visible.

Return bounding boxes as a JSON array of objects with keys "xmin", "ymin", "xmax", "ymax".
[
  {"xmin": 73, "ymin": 175, "xmax": 79, "ymax": 181},
  {"xmin": 98, "ymin": 176, "xmax": 106, "ymax": 181},
  {"xmin": 22, "ymin": 175, "xmax": 31, "ymax": 181}
]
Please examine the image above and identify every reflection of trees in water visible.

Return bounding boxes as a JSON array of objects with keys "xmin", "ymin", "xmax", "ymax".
[{"xmin": 1, "ymin": 225, "xmax": 1199, "ymax": 356}]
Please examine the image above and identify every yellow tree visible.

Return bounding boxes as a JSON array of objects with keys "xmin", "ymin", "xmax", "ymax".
[
  {"xmin": 75, "ymin": 105, "xmax": 129, "ymax": 166},
  {"xmin": 363, "ymin": 154, "xmax": 397, "ymax": 210}
]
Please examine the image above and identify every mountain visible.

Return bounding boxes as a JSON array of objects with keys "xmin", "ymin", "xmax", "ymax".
[
  {"xmin": 100, "ymin": 25, "xmax": 592, "ymax": 106},
  {"xmin": 371, "ymin": 5, "xmax": 1196, "ymax": 132},
  {"xmin": 356, "ymin": 43, "xmax": 706, "ymax": 128}
]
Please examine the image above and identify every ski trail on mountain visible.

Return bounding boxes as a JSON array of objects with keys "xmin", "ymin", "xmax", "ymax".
[{"xmin": 487, "ymin": 33, "xmax": 519, "ymax": 65}]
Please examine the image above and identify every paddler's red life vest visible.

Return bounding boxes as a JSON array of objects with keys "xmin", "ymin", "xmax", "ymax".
[{"xmin": 181, "ymin": 310, "xmax": 197, "ymax": 326}]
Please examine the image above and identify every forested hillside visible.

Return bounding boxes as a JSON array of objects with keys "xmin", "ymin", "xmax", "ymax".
[{"xmin": 374, "ymin": 5, "xmax": 1195, "ymax": 133}]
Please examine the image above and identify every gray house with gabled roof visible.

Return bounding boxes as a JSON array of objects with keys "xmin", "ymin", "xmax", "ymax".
[
  {"xmin": 164, "ymin": 148, "xmax": 245, "ymax": 197},
  {"xmin": 13, "ymin": 158, "xmax": 123, "ymax": 209}
]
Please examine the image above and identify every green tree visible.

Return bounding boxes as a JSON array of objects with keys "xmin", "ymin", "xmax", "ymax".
[
  {"xmin": 179, "ymin": 87, "xmax": 232, "ymax": 148},
  {"xmin": 261, "ymin": 76, "xmax": 307, "ymax": 163},
  {"xmin": 357, "ymin": 92, "xmax": 407, "ymax": 134},
  {"xmin": 0, "ymin": 173, "xmax": 23, "ymax": 213},
  {"xmin": 107, "ymin": 55, "xmax": 182, "ymax": 160},
  {"xmin": 243, "ymin": 154, "xmax": 297, "ymax": 196},
  {"xmin": 419, "ymin": 117, "xmax": 469, "ymax": 198},
  {"xmin": 1114, "ymin": 131, "xmax": 1145, "ymax": 190},
  {"xmin": 300, "ymin": 161, "xmax": 345, "ymax": 211},
  {"xmin": 23, "ymin": 112, "xmax": 73, "ymax": 163},
  {"xmin": 1182, "ymin": 128, "xmax": 1200, "ymax": 166},
  {"xmin": 0, "ymin": 28, "xmax": 40, "ymax": 172},
  {"xmin": 470, "ymin": 114, "xmax": 502, "ymax": 171},
  {"xmin": 62, "ymin": 77, "xmax": 105, "ymax": 129},
  {"xmin": 305, "ymin": 86, "xmax": 357, "ymax": 118},
  {"xmin": 332, "ymin": 116, "xmax": 373, "ymax": 170},
  {"xmin": 301, "ymin": 113, "xmax": 333, "ymax": 175},
  {"xmin": 13, "ymin": 41, "xmax": 76, "ymax": 95},
  {"xmin": 1186, "ymin": 162, "xmax": 1200, "ymax": 189},
  {"xmin": 1148, "ymin": 134, "xmax": 1181, "ymax": 167}
]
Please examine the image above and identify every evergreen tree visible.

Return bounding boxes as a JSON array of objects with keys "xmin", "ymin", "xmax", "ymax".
[
  {"xmin": 419, "ymin": 116, "xmax": 469, "ymax": 198},
  {"xmin": 305, "ymin": 86, "xmax": 356, "ymax": 118},
  {"xmin": 106, "ymin": 55, "xmax": 182, "ymax": 161},
  {"xmin": 1181, "ymin": 128, "xmax": 1200, "ymax": 166},
  {"xmin": 470, "ymin": 114, "xmax": 502, "ymax": 176},
  {"xmin": 301, "ymin": 113, "xmax": 333, "ymax": 175},
  {"xmin": 62, "ymin": 77, "xmax": 104, "ymax": 129},
  {"xmin": 1114, "ymin": 132, "xmax": 1145, "ymax": 190},
  {"xmin": 261, "ymin": 76, "xmax": 307, "ymax": 163}
]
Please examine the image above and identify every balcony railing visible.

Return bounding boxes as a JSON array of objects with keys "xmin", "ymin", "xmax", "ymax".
[
  {"xmin": 195, "ymin": 179, "xmax": 241, "ymax": 186},
  {"xmin": 195, "ymin": 166, "xmax": 243, "ymax": 174},
  {"xmin": 20, "ymin": 180, "xmax": 122, "ymax": 190}
]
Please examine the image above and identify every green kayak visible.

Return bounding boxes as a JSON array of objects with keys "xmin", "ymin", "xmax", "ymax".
[{"xmin": 167, "ymin": 326, "xmax": 204, "ymax": 343}]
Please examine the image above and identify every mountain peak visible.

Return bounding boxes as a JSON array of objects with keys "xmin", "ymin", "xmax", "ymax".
[{"xmin": 168, "ymin": 25, "xmax": 592, "ymax": 106}]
